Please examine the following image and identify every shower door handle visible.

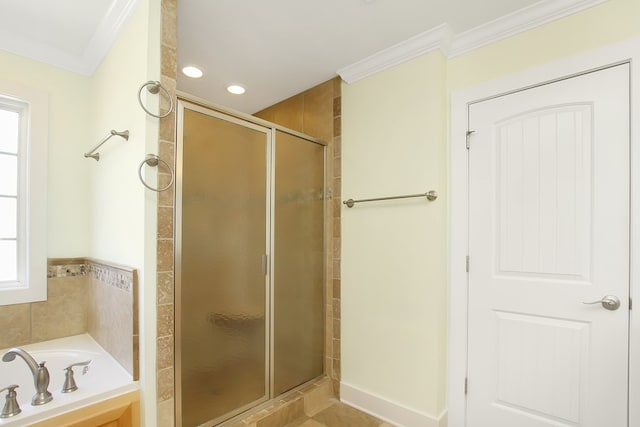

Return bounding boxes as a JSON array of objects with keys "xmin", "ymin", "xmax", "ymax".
[{"xmin": 262, "ymin": 254, "xmax": 269, "ymax": 275}]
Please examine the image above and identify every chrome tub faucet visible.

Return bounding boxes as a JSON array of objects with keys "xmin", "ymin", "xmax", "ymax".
[{"xmin": 2, "ymin": 348, "xmax": 53, "ymax": 405}]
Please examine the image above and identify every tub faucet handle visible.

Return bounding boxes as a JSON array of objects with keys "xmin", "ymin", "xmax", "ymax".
[
  {"xmin": 33, "ymin": 362, "xmax": 53, "ymax": 405},
  {"xmin": 62, "ymin": 360, "xmax": 91, "ymax": 393},
  {"xmin": 0, "ymin": 384, "xmax": 21, "ymax": 418}
]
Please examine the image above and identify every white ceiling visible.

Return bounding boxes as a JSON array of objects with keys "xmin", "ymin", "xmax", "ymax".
[
  {"xmin": 0, "ymin": 0, "xmax": 606, "ymax": 113},
  {"xmin": 177, "ymin": 0, "xmax": 545, "ymax": 113},
  {"xmin": 0, "ymin": 0, "xmax": 137, "ymax": 76}
]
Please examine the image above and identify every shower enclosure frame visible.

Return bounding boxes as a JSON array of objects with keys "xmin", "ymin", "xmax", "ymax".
[{"xmin": 174, "ymin": 95, "xmax": 327, "ymax": 427}]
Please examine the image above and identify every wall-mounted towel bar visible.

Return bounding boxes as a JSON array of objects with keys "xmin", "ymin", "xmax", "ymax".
[
  {"xmin": 343, "ymin": 190, "xmax": 438, "ymax": 208},
  {"xmin": 84, "ymin": 130, "xmax": 129, "ymax": 161}
]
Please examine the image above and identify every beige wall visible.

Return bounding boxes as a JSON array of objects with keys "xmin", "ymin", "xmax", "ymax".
[
  {"xmin": 0, "ymin": 0, "xmax": 160, "ymax": 424},
  {"xmin": 448, "ymin": 0, "xmax": 640, "ymax": 92},
  {"xmin": 88, "ymin": 0, "xmax": 158, "ymax": 269},
  {"xmin": 0, "ymin": 51, "xmax": 91, "ymax": 257},
  {"xmin": 87, "ymin": 0, "xmax": 161, "ymax": 424},
  {"xmin": 342, "ymin": 51, "xmax": 448, "ymax": 418},
  {"xmin": 341, "ymin": 0, "xmax": 640, "ymax": 421}
]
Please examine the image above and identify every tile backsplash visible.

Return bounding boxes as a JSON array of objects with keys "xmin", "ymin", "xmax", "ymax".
[
  {"xmin": 0, "ymin": 258, "xmax": 138, "ymax": 379},
  {"xmin": 87, "ymin": 259, "xmax": 139, "ymax": 379},
  {"xmin": 32, "ymin": 274, "xmax": 88, "ymax": 342}
]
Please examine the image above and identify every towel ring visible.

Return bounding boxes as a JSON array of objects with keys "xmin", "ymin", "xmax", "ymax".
[
  {"xmin": 137, "ymin": 81, "xmax": 174, "ymax": 118},
  {"xmin": 138, "ymin": 154, "xmax": 174, "ymax": 192}
]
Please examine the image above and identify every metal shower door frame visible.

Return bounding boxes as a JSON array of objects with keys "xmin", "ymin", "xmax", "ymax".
[
  {"xmin": 175, "ymin": 97, "xmax": 327, "ymax": 427},
  {"xmin": 175, "ymin": 100, "xmax": 272, "ymax": 426}
]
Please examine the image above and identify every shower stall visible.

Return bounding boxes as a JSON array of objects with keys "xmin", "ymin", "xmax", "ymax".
[{"xmin": 175, "ymin": 100, "xmax": 325, "ymax": 426}]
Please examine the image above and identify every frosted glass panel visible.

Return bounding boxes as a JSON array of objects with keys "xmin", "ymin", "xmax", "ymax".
[
  {"xmin": 0, "ymin": 240, "xmax": 17, "ymax": 282},
  {"xmin": 180, "ymin": 109, "xmax": 268, "ymax": 426},
  {"xmin": 273, "ymin": 131, "xmax": 324, "ymax": 395},
  {"xmin": 0, "ymin": 109, "xmax": 19, "ymax": 154}
]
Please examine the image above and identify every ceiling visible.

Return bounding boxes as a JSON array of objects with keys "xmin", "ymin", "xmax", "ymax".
[
  {"xmin": 177, "ymin": 0, "xmax": 543, "ymax": 113},
  {"xmin": 0, "ymin": 0, "xmax": 604, "ymax": 113},
  {"xmin": 0, "ymin": 0, "xmax": 136, "ymax": 76}
]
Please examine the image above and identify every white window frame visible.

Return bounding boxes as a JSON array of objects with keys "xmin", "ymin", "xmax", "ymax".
[{"xmin": 0, "ymin": 81, "xmax": 47, "ymax": 305}]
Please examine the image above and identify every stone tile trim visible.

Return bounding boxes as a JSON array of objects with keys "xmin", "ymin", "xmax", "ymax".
[
  {"xmin": 47, "ymin": 258, "xmax": 136, "ymax": 293},
  {"xmin": 47, "ymin": 258, "xmax": 86, "ymax": 278},
  {"xmin": 87, "ymin": 259, "xmax": 136, "ymax": 293},
  {"xmin": 158, "ymin": 0, "xmax": 178, "ymax": 419},
  {"xmin": 330, "ymin": 78, "xmax": 342, "ymax": 396},
  {"xmin": 224, "ymin": 376, "xmax": 332, "ymax": 427}
]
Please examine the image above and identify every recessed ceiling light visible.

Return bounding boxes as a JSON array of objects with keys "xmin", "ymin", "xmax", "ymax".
[
  {"xmin": 182, "ymin": 66, "xmax": 203, "ymax": 78},
  {"xmin": 227, "ymin": 85, "xmax": 246, "ymax": 95}
]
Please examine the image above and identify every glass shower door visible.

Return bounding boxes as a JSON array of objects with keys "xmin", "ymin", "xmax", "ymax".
[
  {"xmin": 177, "ymin": 106, "xmax": 270, "ymax": 426},
  {"xmin": 273, "ymin": 130, "xmax": 325, "ymax": 395}
]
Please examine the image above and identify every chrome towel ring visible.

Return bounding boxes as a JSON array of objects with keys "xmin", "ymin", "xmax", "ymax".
[
  {"xmin": 138, "ymin": 154, "xmax": 174, "ymax": 192},
  {"xmin": 138, "ymin": 81, "xmax": 174, "ymax": 118}
]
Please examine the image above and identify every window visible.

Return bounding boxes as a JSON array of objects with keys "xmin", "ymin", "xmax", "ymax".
[
  {"xmin": 0, "ymin": 106, "xmax": 21, "ymax": 282},
  {"xmin": 0, "ymin": 83, "xmax": 47, "ymax": 305}
]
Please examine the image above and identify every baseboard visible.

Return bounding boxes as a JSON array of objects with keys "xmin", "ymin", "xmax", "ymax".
[{"xmin": 340, "ymin": 382, "xmax": 447, "ymax": 427}]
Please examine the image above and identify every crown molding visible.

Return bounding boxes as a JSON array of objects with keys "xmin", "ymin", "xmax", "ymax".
[
  {"xmin": 337, "ymin": 0, "xmax": 609, "ymax": 84},
  {"xmin": 80, "ymin": 0, "xmax": 141, "ymax": 75},
  {"xmin": 449, "ymin": 0, "xmax": 609, "ymax": 57},
  {"xmin": 0, "ymin": 0, "xmax": 139, "ymax": 76},
  {"xmin": 337, "ymin": 24, "xmax": 452, "ymax": 84}
]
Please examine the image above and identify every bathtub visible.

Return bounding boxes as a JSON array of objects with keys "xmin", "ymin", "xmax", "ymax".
[{"xmin": 0, "ymin": 334, "xmax": 137, "ymax": 426}]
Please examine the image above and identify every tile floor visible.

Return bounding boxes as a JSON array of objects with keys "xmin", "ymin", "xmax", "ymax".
[{"xmin": 284, "ymin": 400, "xmax": 395, "ymax": 427}]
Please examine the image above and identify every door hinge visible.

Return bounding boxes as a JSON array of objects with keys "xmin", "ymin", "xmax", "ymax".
[
  {"xmin": 466, "ymin": 255, "xmax": 470, "ymax": 272},
  {"xmin": 464, "ymin": 377, "xmax": 468, "ymax": 395},
  {"xmin": 630, "ymin": 297, "xmax": 633, "ymax": 310},
  {"xmin": 466, "ymin": 130, "xmax": 475, "ymax": 149}
]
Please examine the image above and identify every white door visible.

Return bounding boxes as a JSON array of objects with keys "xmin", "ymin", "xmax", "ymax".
[{"xmin": 466, "ymin": 64, "xmax": 630, "ymax": 427}]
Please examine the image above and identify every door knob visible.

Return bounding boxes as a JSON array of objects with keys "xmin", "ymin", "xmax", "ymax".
[{"xmin": 582, "ymin": 295, "xmax": 621, "ymax": 311}]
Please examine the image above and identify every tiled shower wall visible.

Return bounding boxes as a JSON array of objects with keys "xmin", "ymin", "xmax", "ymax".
[
  {"xmin": 254, "ymin": 78, "xmax": 342, "ymax": 395},
  {"xmin": 156, "ymin": 0, "xmax": 178, "ymax": 424},
  {"xmin": 0, "ymin": 258, "xmax": 138, "ymax": 378},
  {"xmin": 156, "ymin": 2, "xmax": 342, "ymax": 423}
]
